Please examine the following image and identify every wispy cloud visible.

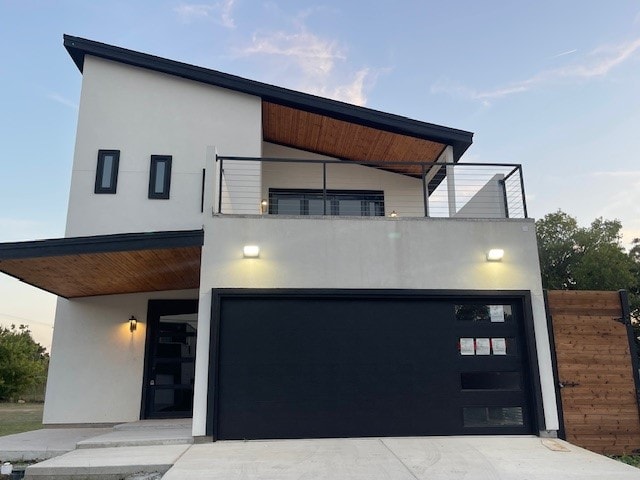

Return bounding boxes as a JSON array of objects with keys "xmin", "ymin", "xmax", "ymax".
[
  {"xmin": 432, "ymin": 37, "xmax": 640, "ymax": 105},
  {"xmin": 237, "ymin": 23, "xmax": 378, "ymax": 106},
  {"xmin": 304, "ymin": 68, "xmax": 372, "ymax": 106},
  {"xmin": 241, "ymin": 30, "xmax": 345, "ymax": 77},
  {"xmin": 47, "ymin": 93, "xmax": 78, "ymax": 110},
  {"xmin": 174, "ymin": 0, "xmax": 236, "ymax": 28},
  {"xmin": 565, "ymin": 38, "xmax": 640, "ymax": 77},
  {"xmin": 551, "ymin": 48, "xmax": 577, "ymax": 58}
]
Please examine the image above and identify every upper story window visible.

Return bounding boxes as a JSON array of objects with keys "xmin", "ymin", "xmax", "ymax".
[
  {"xmin": 268, "ymin": 189, "xmax": 384, "ymax": 216},
  {"xmin": 94, "ymin": 150, "xmax": 120, "ymax": 194},
  {"xmin": 149, "ymin": 155, "xmax": 172, "ymax": 199}
]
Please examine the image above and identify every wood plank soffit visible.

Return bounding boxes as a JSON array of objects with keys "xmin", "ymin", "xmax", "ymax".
[
  {"xmin": 0, "ymin": 246, "xmax": 202, "ymax": 298},
  {"xmin": 262, "ymin": 102, "xmax": 447, "ymax": 176}
]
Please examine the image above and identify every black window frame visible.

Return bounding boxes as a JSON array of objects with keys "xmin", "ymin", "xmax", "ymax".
[
  {"xmin": 94, "ymin": 149, "xmax": 120, "ymax": 194},
  {"xmin": 268, "ymin": 189, "xmax": 385, "ymax": 216},
  {"xmin": 149, "ymin": 155, "xmax": 172, "ymax": 199}
]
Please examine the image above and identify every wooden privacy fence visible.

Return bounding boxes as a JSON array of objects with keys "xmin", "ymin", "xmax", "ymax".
[{"xmin": 546, "ymin": 290, "xmax": 640, "ymax": 455}]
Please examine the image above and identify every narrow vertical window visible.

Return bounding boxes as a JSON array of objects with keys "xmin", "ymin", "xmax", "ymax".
[
  {"xmin": 94, "ymin": 150, "xmax": 120, "ymax": 194},
  {"xmin": 149, "ymin": 155, "xmax": 172, "ymax": 199}
]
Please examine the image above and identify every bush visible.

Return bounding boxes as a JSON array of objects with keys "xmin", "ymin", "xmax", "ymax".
[{"xmin": 0, "ymin": 324, "xmax": 49, "ymax": 401}]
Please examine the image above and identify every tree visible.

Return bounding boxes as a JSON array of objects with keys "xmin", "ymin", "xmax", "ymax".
[
  {"xmin": 536, "ymin": 211, "xmax": 635, "ymax": 292},
  {"xmin": 536, "ymin": 211, "xmax": 579, "ymax": 289},
  {"xmin": 0, "ymin": 324, "xmax": 49, "ymax": 401}
]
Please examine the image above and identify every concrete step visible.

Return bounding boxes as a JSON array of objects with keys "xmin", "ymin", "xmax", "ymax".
[
  {"xmin": 0, "ymin": 428, "xmax": 112, "ymax": 462},
  {"xmin": 76, "ymin": 428, "xmax": 193, "ymax": 449},
  {"xmin": 113, "ymin": 419, "xmax": 191, "ymax": 431},
  {"xmin": 24, "ymin": 445, "xmax": 189, "ymax": 480}
]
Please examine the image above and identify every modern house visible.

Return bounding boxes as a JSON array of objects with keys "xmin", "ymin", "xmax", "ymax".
[{"xmin": 0, "ymin": 35, "xmax": 559, "ymax": 440}]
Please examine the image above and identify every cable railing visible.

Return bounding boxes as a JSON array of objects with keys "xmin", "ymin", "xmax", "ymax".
[{"xmin": 214, "ymin": 156, "xmax": 528, "ymax": 219}]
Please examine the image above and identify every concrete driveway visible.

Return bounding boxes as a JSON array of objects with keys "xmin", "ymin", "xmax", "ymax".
[{"xmin": 162, "ymin": 436, "xmax": 640, "ymax": 480}]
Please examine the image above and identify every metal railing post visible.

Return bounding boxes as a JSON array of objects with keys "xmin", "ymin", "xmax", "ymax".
[
  {"xmin": 217, "ymin": 156, "xmax": 223, "ymax": 214},
  {"xmin": 422, "ymin": 164, "xmax": 429, "ymax": 217},
  {"xmin": 499, "ymin": 179, "xmax": 509, "ymax": 218},
  {"xmin": 323, "ymin": 161, "xmax": 327, "ymax": 215},
  {"xmin": 518, "ymin": 166, "xmax": 528, "ymax": 218}
]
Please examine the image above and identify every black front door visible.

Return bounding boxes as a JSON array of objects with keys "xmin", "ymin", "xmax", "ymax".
[{"xmin": 142, "ymin": 299, "xmax": 198, "ymax": 419}]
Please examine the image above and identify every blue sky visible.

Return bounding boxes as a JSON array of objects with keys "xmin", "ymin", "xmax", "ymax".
[{"xmin": 1, "ymin": 1, "xmax": 640, "ymax": 349}]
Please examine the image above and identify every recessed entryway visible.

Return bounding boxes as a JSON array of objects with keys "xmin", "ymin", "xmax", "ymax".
[{"xmin": 142, "ymin": 299, "xmax": 199, "ymax": 419}]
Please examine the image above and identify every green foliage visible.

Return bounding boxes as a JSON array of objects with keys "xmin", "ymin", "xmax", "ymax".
[
  {"xmin": 0, "ymin": 324, "xmax": 49, "ymax": 401},
  {"xmin": 537, "ymin": 212, "xmax": 640, "ymax": 363},
  {"xmin": 611, "ymin": 454, "xmax": 640, "ymax": 468},
  {"xmin": 536, "ymin": 211, "xmax": 579, "ymax": 289},
  {"xmin": 536, "ymin": 211, "xmax": 640, "ymax": 320}
]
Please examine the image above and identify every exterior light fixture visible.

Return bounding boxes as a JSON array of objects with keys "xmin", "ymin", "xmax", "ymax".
[
  {"xmin": 243, "ymin": 245, "xmax": 260, "ymax": 258},
  {"xmin": 129, "ymin": 315, "xmax": 138, "ymax": 332},
  {"xmin": 486, "ymin": 249, "xmax": 504, "ymax": 262},
  {"xmin": 260, "ymin": 199, "xmax": 268, "ymax": 214},
  {"xmin": 389, "ymin": 211, "xmax": 398, "ymax": 217}
]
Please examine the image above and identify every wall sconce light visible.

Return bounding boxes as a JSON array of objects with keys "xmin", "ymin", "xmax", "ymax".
[
  {"xmin": 486, "ymin": 249, "xmax": 504, "ymax": 262},
  {"xmin": 129, "ymin": 315, "xmax": 138, "ymax": 332},
  {"xmin": 389, "ymin": 211, "xmax": 398, "ymax": 218},
  {"xmin": 260, "ymin": 199, "xmax": 268, "ymax": 214},
  {"xmin": 243, "ymin": 245, "xmax": 260, "ymax": 258}
]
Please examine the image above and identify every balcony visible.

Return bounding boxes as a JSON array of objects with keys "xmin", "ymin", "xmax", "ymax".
[{"xmin": 213, "ymin": 156, "xmax": 527, "ymax": 219}]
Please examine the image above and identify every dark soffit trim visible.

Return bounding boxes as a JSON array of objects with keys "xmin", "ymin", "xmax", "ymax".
[
  {"xmin": 63, "ymin": 35, "xmax": 473, "ymax": 160},
  {"xmin": 0, "ymin": 229, "xmax": 204, "ymax": 260}
]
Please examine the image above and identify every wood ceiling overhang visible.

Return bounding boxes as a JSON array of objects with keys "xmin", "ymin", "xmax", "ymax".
[
  {"xmin": 0, "ymin": 230, "xmax": 203, "ymax": 298},
  {"xmin": 262, "ymin": 102, "xmax": 449, "ymax": 177}
]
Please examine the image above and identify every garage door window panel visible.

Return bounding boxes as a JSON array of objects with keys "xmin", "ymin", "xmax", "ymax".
[
  {"xmin": 455, "ymin": 304, "xmax": 513, "ymax": 323},
  {"xmin": 463, "ymin": 406, "xmax": 524, "ymax": 427}
]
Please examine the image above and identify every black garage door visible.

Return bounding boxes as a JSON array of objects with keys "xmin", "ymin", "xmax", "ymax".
[{"xmin": 209, "ymin": 291, "xmax": 539, "ymax": 440}]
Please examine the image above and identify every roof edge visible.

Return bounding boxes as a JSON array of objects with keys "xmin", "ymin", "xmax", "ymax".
[
  {"xmin": 63, "ymin": 34, "xmax": 473, "ymax": 159},
  {"xmin": 0, "ymin": 229, "xmax": 204, "ymax": 260}
]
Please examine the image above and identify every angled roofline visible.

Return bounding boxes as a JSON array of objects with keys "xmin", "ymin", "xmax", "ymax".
[
  {"xmin": 63, "ymin": 34, "xmax": 473, "ymax": 160},
  {"xmin": 0, "ymin": 229, "xmax": 204, "ymax": 260}
]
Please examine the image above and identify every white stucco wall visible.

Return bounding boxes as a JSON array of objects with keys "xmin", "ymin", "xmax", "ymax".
[
  {"xmin": 66, "ymin": 55, "xmax": 262, "ymax": 237},
  {"xmin": 456, "ymin": 174, "xmax": 506, "ymax": 219},
  {"xmin": 192, "ymin": 215, "xmax": 558, "ymax": 435},
  {"xmin": 43, "ymin": 289, "xmax": 198, "ymax": 425},
  {"xmin": 46, "ymin": 54, "xmax": 264, "ymax": 425}
]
